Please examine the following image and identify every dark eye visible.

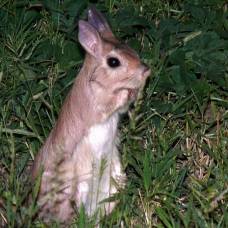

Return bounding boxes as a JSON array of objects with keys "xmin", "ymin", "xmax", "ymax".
[{"xmin": 107, "ymin": 57, "xmax": 121, "ymax": 68}]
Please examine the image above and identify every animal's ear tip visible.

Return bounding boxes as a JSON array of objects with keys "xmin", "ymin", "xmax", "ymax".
[
  {"xmin": 88, "ymin": 4, "xmax": 96, "ymax": 13},
  {"xmin": 88, "ymin": 6, "xmax": 100, "ymax": 21},
  {"xmin": 88, "ymin": 5, "xmax": 104, "ymax": 20},
  {"xmin": 87, "ymin": 7, "xmax": 91, "ymax": 14}
]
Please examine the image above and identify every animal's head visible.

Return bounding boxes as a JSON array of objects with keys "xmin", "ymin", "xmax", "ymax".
[{"xmin": 78, "ymin": 6, "xmax": 150, "ymax": 113}]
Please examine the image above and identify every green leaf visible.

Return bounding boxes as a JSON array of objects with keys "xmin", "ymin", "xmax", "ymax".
[{"xmin": 156, "ymin": 207, "xmax": 172, "ymax": 228}]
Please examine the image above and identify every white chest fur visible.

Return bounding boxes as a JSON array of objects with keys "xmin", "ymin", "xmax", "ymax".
[
  {"xmin": 87, "ymin": 114, "xmax": 118, "ymax": 159},
  {"xmin": 74, "ymin": 113, "xmax": 124, "ymax": 216}
]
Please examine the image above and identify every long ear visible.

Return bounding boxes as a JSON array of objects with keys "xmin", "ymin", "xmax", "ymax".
[
  {"xmin": 78, "ymin": 20, "xmax": 102, "ymax": 57},
  {"xmin": 88, "ymin": 6, "xmax": 116, "ymax": 40}
]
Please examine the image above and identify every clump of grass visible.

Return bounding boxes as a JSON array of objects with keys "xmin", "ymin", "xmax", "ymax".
[{"xmin": 0, "ymin": 0, "xmax": 227, "ymax": 227}]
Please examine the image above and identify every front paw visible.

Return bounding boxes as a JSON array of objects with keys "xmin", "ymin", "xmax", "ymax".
[
  {"xmin": 99, "ymin": 89, "xmax": 129, "ymax": 120},
  {"xmin": 115, "ymin": 89, "xmax": 129, "ymax": 110}
]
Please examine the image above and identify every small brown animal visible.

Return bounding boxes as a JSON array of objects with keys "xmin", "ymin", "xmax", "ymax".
[{"xmin": 32, "ymin": 6, "xmax": 150, "ymax": 224}]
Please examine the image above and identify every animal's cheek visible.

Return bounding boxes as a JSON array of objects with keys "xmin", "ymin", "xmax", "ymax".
[{"xmin": 106, "ymin": 65, "xmax": 129, "ymax": 78}]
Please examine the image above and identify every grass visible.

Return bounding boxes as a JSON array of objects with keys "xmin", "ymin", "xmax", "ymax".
[{"xmin": 0, "ymin": 0, "xmax": 228, "ymax": 227}]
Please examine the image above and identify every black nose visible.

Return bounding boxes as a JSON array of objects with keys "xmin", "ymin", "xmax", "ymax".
[{"xmin": 142, "ymin": 63, "xmax": 151, "ymax": 77}]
